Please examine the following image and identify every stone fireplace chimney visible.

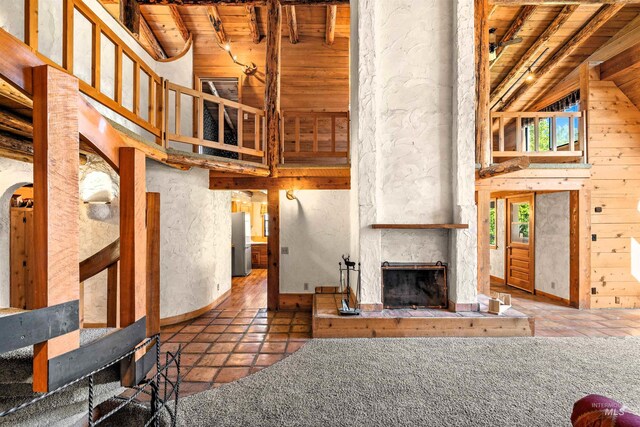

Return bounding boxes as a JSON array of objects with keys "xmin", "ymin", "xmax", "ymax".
[{"xmin": 350, "ymin": 0, "xmax": 477, "ymax": 311}]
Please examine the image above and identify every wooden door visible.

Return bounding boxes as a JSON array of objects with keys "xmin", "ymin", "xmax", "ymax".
[
  {"xmin": 10, "ymin": 207, "xmax": 34, "ymax": 309},
  {"xmin": 505, "ymin": 194, "xmax": 535, "ymax": 293}
]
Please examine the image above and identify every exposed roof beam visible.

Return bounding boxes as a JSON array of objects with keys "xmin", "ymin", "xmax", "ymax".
[
  {"xmin": 247, "ymin": 5, "xmax": 261, "ymax": 44},
  {"xmin": 169, "ymin": 5, "xmax": 191, "ymax": 43},
  {"xmin": 489, "ymin": 5, "xmax": 498, "ymax": 18},
  {"xmin": 477, "ymin": 156, "xmax": 531, "ymax": 179},
  {"xmin": 601, "ymin": 42, "xmax": 640, "ymax": 81},
  {"xmin": 285, "ymin": 6, "xmax": 299, "ymax": 44},
  {"xmin": 136, "ymin": 1, "xmax": 349, "ymax": 5},
  {"xmin": 490, "ymin": 6, "xmax": 537, "ymax": 68},
  {"xmin": 138, "ymin": 16, "xmax": 168, "ymax": 59},
  {"xmin": 325, "ymin": 5, "xmax": 336, "ymax": 45},
  {"xmin": 207, "ymin": 6, "xmax": 227, "ymax": 44},
  {"xmin": 490, "ymin": 5, "xmax": 577, "ymax": 107},
  {"xmin": 500, "ymin": 4, "xmax": 624, "ymax": 111}
]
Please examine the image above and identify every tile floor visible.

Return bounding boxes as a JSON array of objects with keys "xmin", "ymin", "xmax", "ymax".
[
  {"xmin": 159, "ymin": 270, "xmax": 311, "ymax": 397},
  {"xmin": 491, "ymin": 283, "xmax": 640, "ymax": 337}
]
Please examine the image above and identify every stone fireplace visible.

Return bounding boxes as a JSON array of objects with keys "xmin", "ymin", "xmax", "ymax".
[{"xmin": 382, "ymin": 263, "xmax": 448, "ymax": 309}]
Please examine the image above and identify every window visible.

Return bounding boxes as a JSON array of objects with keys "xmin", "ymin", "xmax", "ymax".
[
  {"xmin": 489, "ymin": 199, "xmax": 497, "ymax": 249},
  {"xmin": 263, "ymin": 214, "xmax": 269, "ymax": 237}
]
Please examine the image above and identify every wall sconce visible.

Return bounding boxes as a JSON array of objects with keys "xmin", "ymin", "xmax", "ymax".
[
  {"xmin": 80, "ymin": 171, "xmax": 115, "ymax": 204},
  {"xmin": 218, "ymin": 40, "xmax": 258, "ymax": 76},
  {"xmin": 286, "ymin": 190, "xmax": 296, "ymax": 201}
]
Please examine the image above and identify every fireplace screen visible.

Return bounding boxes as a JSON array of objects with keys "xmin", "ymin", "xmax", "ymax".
[{"xmin": 382, "ymin": 263, "xmax": 447, "ymax": 309}]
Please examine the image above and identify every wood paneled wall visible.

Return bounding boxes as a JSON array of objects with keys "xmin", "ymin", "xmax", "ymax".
[
  {"xmin": 589, "ymin": 79, "xmax": 640, "ymax": 309},
  {"xmin": 193, "ymin": 6, "xmax": 349, "ymax": 113}
]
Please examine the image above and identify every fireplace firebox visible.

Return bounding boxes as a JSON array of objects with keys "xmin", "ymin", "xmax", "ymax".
[{"xmin": 382, "ymin": 262, "xmax": 448, "ymax": 309}]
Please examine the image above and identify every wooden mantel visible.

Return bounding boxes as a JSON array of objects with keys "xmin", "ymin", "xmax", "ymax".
[{"xmin": 370, "ymin": 224, "xmax": 469, "ymax": 230}]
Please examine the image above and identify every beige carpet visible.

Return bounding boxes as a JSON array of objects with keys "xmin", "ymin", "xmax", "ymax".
[{"xmin": 170, "ymin": 337, "xmax": 640, "ymax": 427}]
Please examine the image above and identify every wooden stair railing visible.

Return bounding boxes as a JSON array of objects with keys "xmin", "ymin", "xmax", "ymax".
[{"xmin": 79, "ymin": 238, "xmax": 120, "ymax": 328}]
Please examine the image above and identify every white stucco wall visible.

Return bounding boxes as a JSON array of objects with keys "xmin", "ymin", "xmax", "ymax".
[
  {"xmin": 490, "ymin": 199, "xmax": 506, "ymax": 280},
  {"xmin": 146, "ymin": 160, "xmax": 232, "ymax": 319},
  {"xmin": 280, "ymin": 190, "xmax": 351, "ymax": 294},
  {"xmin": 535, "ymin": 192, "xmax": 570, "ymax": 300},
  {"xmin": 353, "ymin": 0, "xmax": 476, "ymax": 306},
  {"xmin": 0, "ymin": 158, "xmax": 33, "ymax": 307}
]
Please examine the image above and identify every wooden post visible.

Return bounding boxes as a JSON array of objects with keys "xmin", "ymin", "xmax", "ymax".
[
  {"xmin": 476, "ymin": 190, "xmax": 491, "ymax": 296},
  {"xmin": 475, "ymin": 0, "xmax": 491, "ymax": 168},
  {"xmin": 265, "ymin": 0, "xmax": 282, "ymax": 177},
  {"xmin": 267, "ymin": 189, "xmax": 280, "ymax": 311},
  {"xmin": 106, "ymin": 263, "xmax": 119, "ymax": 327},
  {"xmin": 119, "ymin": 147, "xmax": 147, "ymax": 327},
  {"xmin": 570, "ymin": 188, "xmax": 591, "ymax": 309},
  {"xmin": 32, "ymin": 65, "xmax": 80, "ymax": 393},
  {"xmin": 146, "ymin": 192, "xmax": 161, "ymax": 337}
]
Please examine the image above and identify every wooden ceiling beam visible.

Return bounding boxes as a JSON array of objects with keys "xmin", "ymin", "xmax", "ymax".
[
  {"xmin": 500, "ymin": 4, "xmax": 624, "ymax": 111},
  {"xmin": 209, "ymin": 175, "xmax": 350, "ymax": 190},
  {"xmin": 247, "ymin": 5, "xmax": 261, "ymax": 44},
  {"xmin": 600, "ymin": 42, "xmax": 640, "ymax": 81},
  {"xmin": 169, "ymin": 5, "xmax": 191, "ymax": 43},
  {"xmin": 326, "ymin": 5, "xmax": 337, "ymax": 45},
  {"xmin": 477, "ymin": 156, "xmax": 530, "ymax": 179},
  {"xmin": 490, "ymin": 5, "xmax": 577, "ymax": 107},
  {"xmin": 207, "ymin": 6, "xmax": 227, "ymax": 44},
  {"xmin": 138, "ymin": 16, "xmax": 168, "ymax": 59},
  {"xmin": 285, "ymin": 6, "xmax": 299, "ymax": 44},
  {"xmin": 135, "ymin": 0, "xmax": 349, "ymax": 5},
  {"xmin": 490, "ymin": 5, "xmax": 537, "ymax": 68}
]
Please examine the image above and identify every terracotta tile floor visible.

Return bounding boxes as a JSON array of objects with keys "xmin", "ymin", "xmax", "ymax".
[
  {"xmin": 491, "ymin": 283, "xmax": 640, "ymax": 337},
  {"xmin": 159, "ymin": 269, "xmax": 311, "ymax": 396}
]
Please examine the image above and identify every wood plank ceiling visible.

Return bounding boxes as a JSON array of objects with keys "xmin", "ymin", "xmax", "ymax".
[{"xmin": 490, "ymin": 4, "xmax": 640, "ymax": 112}]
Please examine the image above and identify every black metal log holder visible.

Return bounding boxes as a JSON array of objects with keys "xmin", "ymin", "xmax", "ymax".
[
  {"xmin": 339, "ymin": 255, "xmax": 361, "ymax": 316},
  {"xmin": 0, "ymin": 334, "xmax": 182, "ymax": 427}
]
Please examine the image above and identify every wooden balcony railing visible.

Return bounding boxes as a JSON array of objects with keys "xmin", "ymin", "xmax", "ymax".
[
  {"xmin": 164, "ymin": 82, "xmax": 267, "ymax": 163},
  {"xmin": 490, "ymin": 111, "xmax": 586, "ymax": 164},
  {"xmin": 16, "ymin": 0, "xmax": 164, "ymax": 141},
  {"xmin": 280, "ymin": 111, "xmax": 350, "ymax": 165}
]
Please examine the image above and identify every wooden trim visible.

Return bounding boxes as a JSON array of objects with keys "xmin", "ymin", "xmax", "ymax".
[
  {"xmin": 477, "ymin": 156, "xmax": 530, "ymax": 179},
  {"xmin": 279, "ymin": 293, "xmax": 313, "ymax": 311},
  {"xmin": 490, "ymin": 275, "xmax": 505, "ymax": 285},
  {"xmin": 32, "ymin": 65, "xmax": 81, "ymax": 393},
  {"xmin": 569, "ymin": 189, "xmax": 590, "ymax": 309},
  {"xmin": 504, "ymin": 194, "xmax": 535, "ymax": 294},
  {"xmin": 370, "ymin": 224, "xmax": 469, "ymax": 230},
  {"xmin": 247, "ymin": 5, "xmax": 261, "ymax": 44},
  {"xmin": 209, "ymin": 176, "xmax": 350, "ymax": 190},
  {"xmin": 160, "ymin": 289, "xmax": 231, "ymax": 326},
  {"xmin": 325, "ymin": 5, "xmax": 337, "ymax": 45},
  {"xmin": 535, "ymin": 289, "xmax": 570, "ymax": 306},
  {"xmin": 119, "ymin": 147, "xmax": 147, "ymax": 327},
  {"xmin": 25, "ymin": 0, "xmax": 38, "ymax": 50},
  {"xmin": 136, "ymin": 0, "xmax": 349, "ymax": 4},
  {"xmin": 79, "ymin": 239, "xmax": 120, "ymax": 282},
  {"xmin": 146, "ymin": 192, "xmax": 161, "ymax": 337},
  {"xmin": 267, "ymin": 189, "xmax": 280, "ymax": 310},
  {"xmin": 475, "ymin": 0, "xmax": 491, "ymax": 167}
]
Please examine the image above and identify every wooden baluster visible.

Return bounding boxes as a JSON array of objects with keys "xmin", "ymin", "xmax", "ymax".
[
  {"xmin": 534, "ymin": 116, "xmax": 539, "ymax": 152},
  {"xmin": 238, "ymin": 107, "xmax": 243, "ymax": 149},
  {"xmin": 149, "ymin": 76, "xmax": 155, "ymax": 127},
  {"xmin": 295, "ymin": 116, "xmax": 300, "ymax": 153},
  {"xmin": 92, "ymin": 24, "xmax": 101, "ymax": 92},
  {"xmin": 197, "ymin": 95, "xmax": 204, "ymax": 140},
  {"xmin": 498, "ymin": 116, "xmax": 505, "ymax": 152},
  {"xmin": 331, "ymin": 115, "xmax": 336, "ymax": 154},
  {"xmin": 25, "ymin": 0, "xmax": 38, "ymax": 50},
  {"xmin": 515, "ymin": 115, "xmax": 522, "ymax": 152},
  {"xmin": 158, "ymin": 79, "xmax": 166, "ymax": 147},
  {"xmin": 255, "ymin": 114, "xmax": 260, "ymax": 151},
  {"xmin": 313, "ymin": 115, "xmax": 318, "ymax": 153},
  {"xmin": 63, "ymin": 0, "xmax": 74, "ymax": 73},
  {"xmin": 175, "ymin": 89, "xmax": 181, "ymax": 137},
  {"xmin": 106, "ymin": 263, "xmax": 119, "ymax": 328},
  {"xmin": 218, "ymin": 103, "xmax": 225, "ymax": 145},
  {"xmin": 551, "ymin": 115, "xmax": 557, "ymax": 151},
  {"xmin": 569, "ymin": 115, "xmax": 575, "ymax": 151},
  {"xmin": 115, "ymin": 45, "xmax": 123, "ymax": 104},
  {"xmin": 133, "ymin": 62, "xmax": 140, "ymax": 116}
]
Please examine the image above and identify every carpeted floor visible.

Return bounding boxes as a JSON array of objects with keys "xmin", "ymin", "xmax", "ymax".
[{"xmin": 173, "ymin": 337, "xmax": 640, "ymax": 427}]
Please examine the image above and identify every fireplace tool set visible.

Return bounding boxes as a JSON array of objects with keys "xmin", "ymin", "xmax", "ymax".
[{"xmin": 338, "ymin": 255, "xmax": 361, "ymax": 316}]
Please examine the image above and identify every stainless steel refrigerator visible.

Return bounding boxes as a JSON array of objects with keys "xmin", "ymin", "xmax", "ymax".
[{"xmin": 232, "ymin": 212, "xmax": 252, "ymax": 277}]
